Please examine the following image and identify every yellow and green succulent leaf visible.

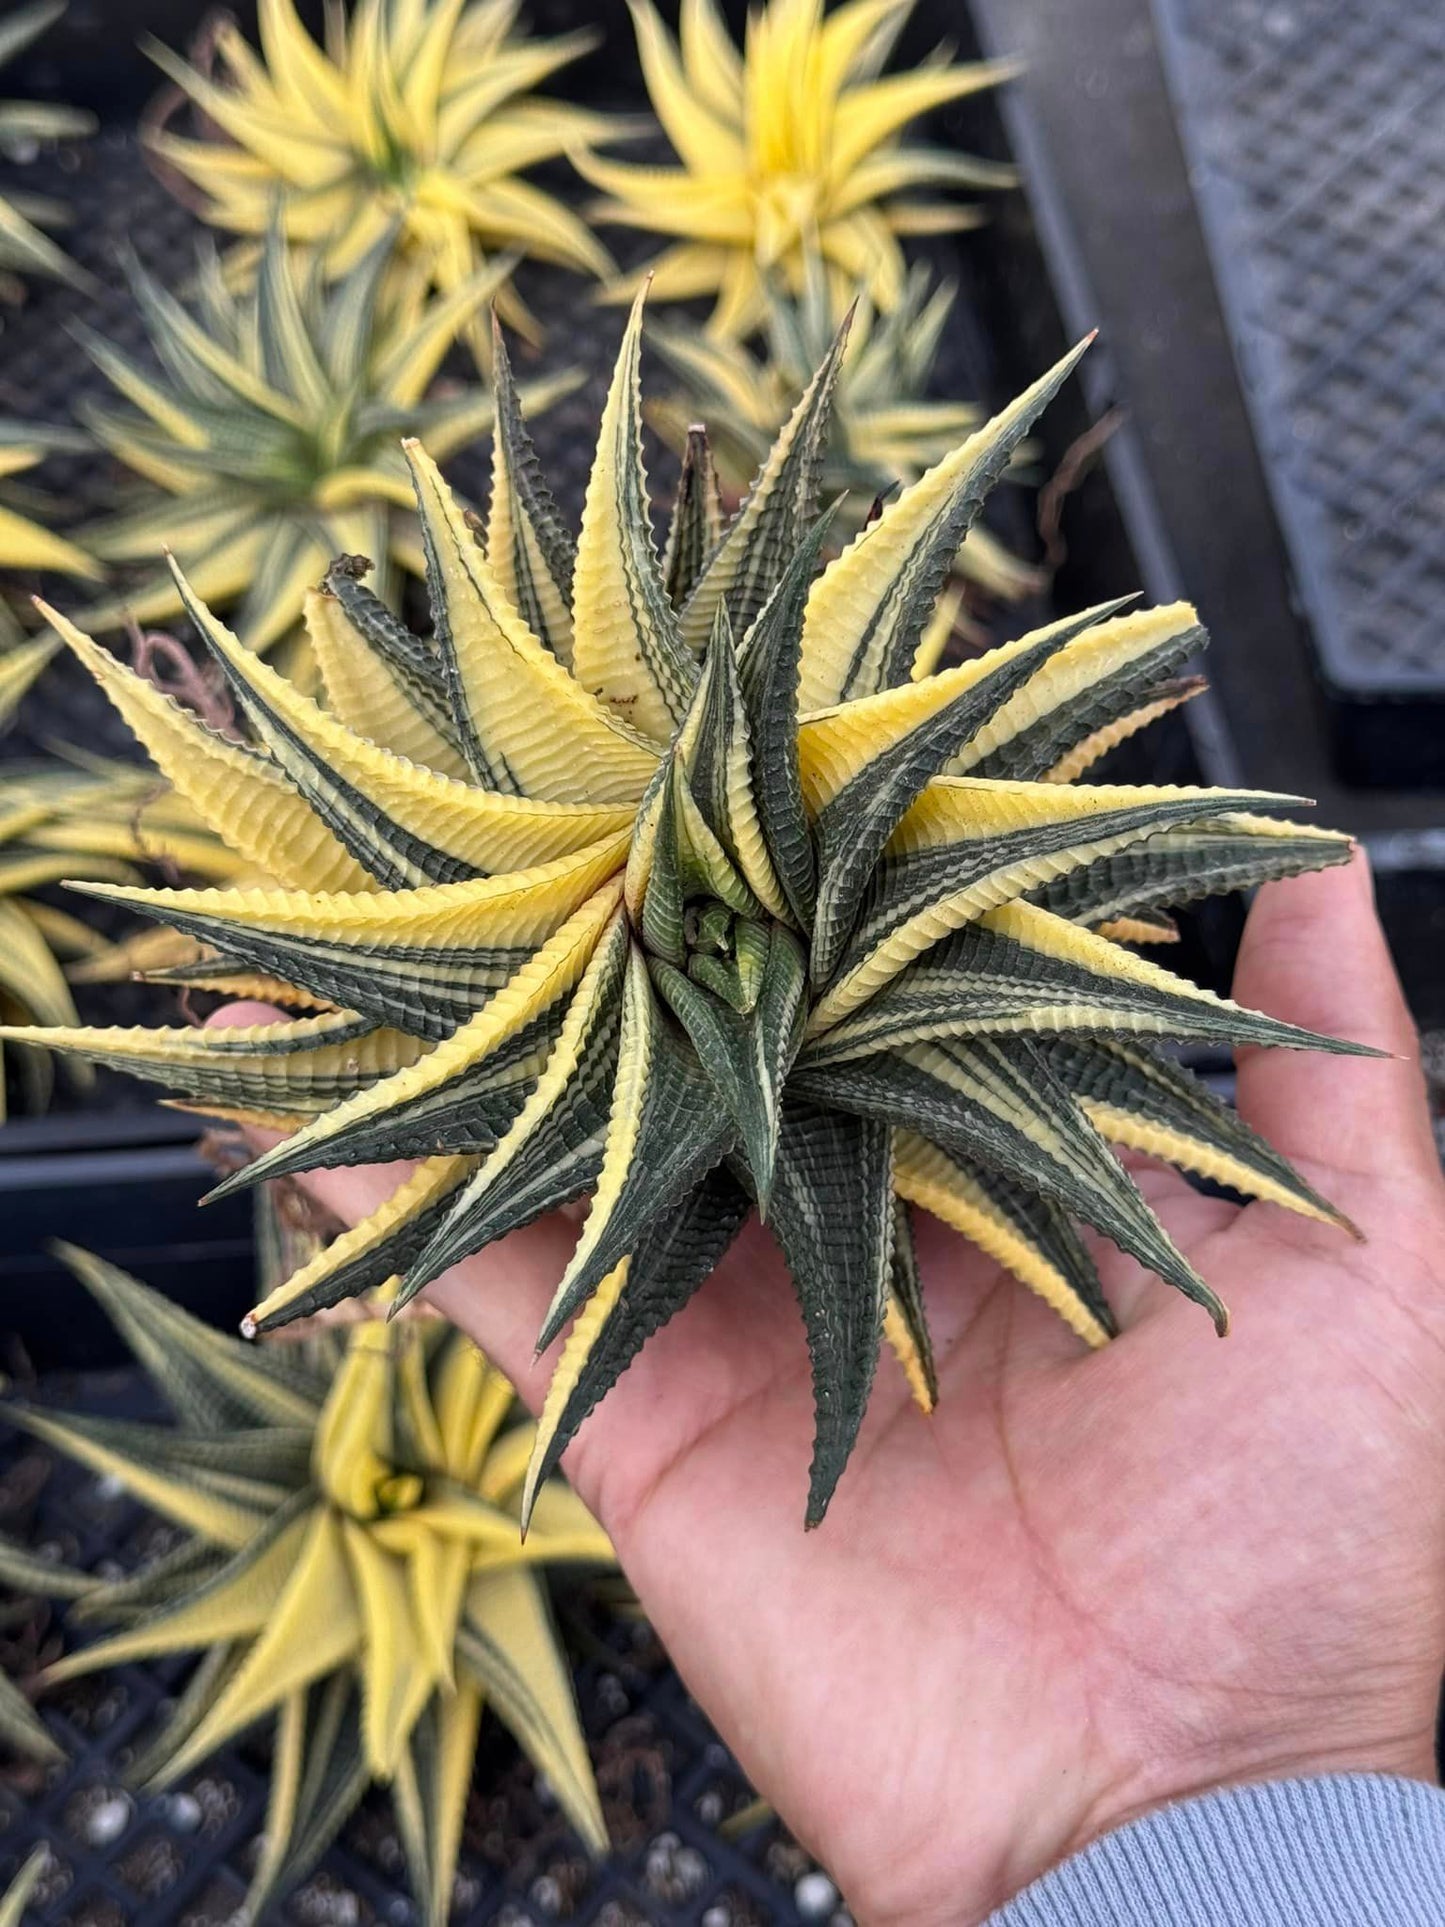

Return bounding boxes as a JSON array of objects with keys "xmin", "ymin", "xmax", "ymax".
[
  {"xmin": 75, "ymin": 220, "xmax": 563, "ymax": 654},
  {"xmin": 486, "ymin": 316, "xmax": 577, "ymax": 666},
  {"xmin": 586, "ymin": 0, "xmax": 1012, "ymax": 338},
  {"xmin": 29, "ymin": 310, "xmax": 1368, "ymax": 1522},
  {"xmin": 796, "ymin": 895, "xmax": 1370, "ymax": 1068},
  {"xmin": 531, "ymin": 945, "xmax": 736, "ymax": 1350},
  {"xmin": 7, "ymin": 1249, "xmax": 612, "ymax": 1920},
  {"xmin": 882, "ymin": 1194, "xmax": 936, "ymax": 1411},
  {"xmin": 1045, "ymin": 1037, "xmax": 1352, "ymax": 1230},
  {"xmin": 145, "ymin": 0, "xmax": 623, "ymax": 345},
  {"xmin": 650, "ymin": 257, "xmax": 1039, "ymax": 601},
  {"xmin": 794, "ymin": 1035, "xmax": 1225, "ymax": 1331}
]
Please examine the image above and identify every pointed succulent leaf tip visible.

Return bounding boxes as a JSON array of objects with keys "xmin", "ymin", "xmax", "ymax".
[
  {"xmin": 31, "ymin": 304, "xmax": 1368, "ymax": 1524},
  {"xmin": 572, "ymin": 284, "xmax": 699, "ymax": 741},
  {"xmin": 649, "ymin": 256, "xmax": 1041, "ymax": 604},
  {"xmin": 681, "ymin": 304, "xmax": 853, "ymax": 654},
  {"xmin": 7, "ymin": 1246, "xmax": 612, "ymax": 1920},
  {"xmin": 662, "ymin": 424, "xmax": 724, "ymax": 611}
]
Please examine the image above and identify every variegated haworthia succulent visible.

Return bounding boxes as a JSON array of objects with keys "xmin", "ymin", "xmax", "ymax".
[
  {"xmin": 0, "ymin": 1, "xmax": 95, "ymax": 295},
  {"xmin": 75, "ymin": 221, "xmax": 572, "ymax": 660},
  {"xmin": 20, "ymin": 297, "xmax": 1367, "ymax": 1526},
  {"xmin": 648, "ymin": 257, "xmax": 1039, "ymax": 603},
  {"xmin": 0, "ymin": 762, "xmax": 240, "ymax": 1113},
  {"xmin": 7, "ymin": 1247, "xmax": 613, "ymax": 1924},
  {"xmin": 146, "ymin": 0, "xmax": 620, "ymax": 344},
  {"xmin": 581, "ymin": 0, "xmax": 1016, "ymax": 337}
]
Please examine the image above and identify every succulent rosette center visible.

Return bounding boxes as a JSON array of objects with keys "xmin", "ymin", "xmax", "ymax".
[{"xmin": 20, "ymin": 290, "xmax": 1368, "ymax": 1528}]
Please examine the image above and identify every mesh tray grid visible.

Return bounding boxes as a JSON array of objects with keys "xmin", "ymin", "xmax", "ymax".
[
  {"xmin": 0, "ymin": 1372, "xmax": 832, "ymax": 1926},
  {"xmin": 1151, "ymin": 0, "xmax": 1445, "ymax": 695}
]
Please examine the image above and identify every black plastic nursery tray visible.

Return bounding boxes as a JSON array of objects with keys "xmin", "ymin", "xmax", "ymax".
[
  {"xmin": 1151, "ymin": 0, "xmax": 1445, "ymax": 788},
  {"xmin": 0, "ymin": 1375, "xmax": 829, "ymax": 1927}
]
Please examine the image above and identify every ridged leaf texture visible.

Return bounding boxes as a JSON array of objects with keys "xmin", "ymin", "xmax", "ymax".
[
  {"xmin": 21, "ymin": 300, "xmax": 1370, "ymax": 1527},
  {"xmin": 0, "ymin": 1, "xmax": 95, "ymax": 291}
]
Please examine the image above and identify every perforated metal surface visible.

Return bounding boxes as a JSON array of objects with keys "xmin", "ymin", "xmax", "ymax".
[
  {"xmin": 1151, "ymin": 0, "xmax": 1445, "ymax": 697},
  {"xmin": 0, "ymin": 1375, "xmax": 828, "ymax": 1927}
]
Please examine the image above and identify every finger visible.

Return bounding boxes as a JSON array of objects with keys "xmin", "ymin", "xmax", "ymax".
[
  {"xmin": 1230, "ymin": 848, "xmax": 1436, "ymax": 1187},
  {"xmin": 205, "ymin": 1001, "xmax": 573, "ymax": 1400}
]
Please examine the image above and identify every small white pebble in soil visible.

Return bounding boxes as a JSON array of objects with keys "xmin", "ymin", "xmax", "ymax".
[
  {"xmin": 86, "ymin": 1792, "xmax": 132, "ymax": 1847},
  {"xmin": 165, "ymin": 1792, "xmax": 203, "ymax": 1834},
  {"xmin": 696, "ymin": 1789, "xmax": 724, "ymax": 1825},
  {"xmin": 702, "ymin": 1905, "xmax": 733, "ymax": 1927},
  {"xmin": 795, "ymin": 1872, "xmax": 839, "ymax": 1919},
  {"xmin": 93, "ymin": 1474, "xmax": 127, "ymax": 1504},
  {"xmin": 529, "ymin": 1874, "xmax": 564, "ymax": 1915}
]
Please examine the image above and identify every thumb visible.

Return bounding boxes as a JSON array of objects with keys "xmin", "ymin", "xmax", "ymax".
[{"xmin": 1230, "ymin": 848, "xmax": 1437, "ymax": 1189}]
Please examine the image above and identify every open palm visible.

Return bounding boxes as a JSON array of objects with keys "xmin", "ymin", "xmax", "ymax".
[{"xmin": 225, "ymin": 854, "xmax": 1445, "ymax": 1927}]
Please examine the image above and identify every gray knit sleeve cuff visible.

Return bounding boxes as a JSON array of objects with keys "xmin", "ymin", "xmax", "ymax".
[{"xmin": 988, "ymin": 1774, "xmax": 1445, "ymax": 1925}]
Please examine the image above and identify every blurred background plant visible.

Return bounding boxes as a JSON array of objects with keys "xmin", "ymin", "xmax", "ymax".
[
  {"xmin": 3, "ymin": 1248, "xmax": 616, "ymax": 1926},
  {"xmin": 145, "ymin": 0, "xmax": 626, "ymax": 350},
  {"xmin": 581, "ymin": 0, "xmax": 1016, "ymax": 337},
  {"xmin": 0, "ymin": 0, "xmax": 94, "ymax": 300},
  {"xmin": 71, "ymin": 220, "xmax": 576, "ymax": 673},
  {"xmin": 0, "ymin": 753, "xmax": 240, "ymax": 1113}
]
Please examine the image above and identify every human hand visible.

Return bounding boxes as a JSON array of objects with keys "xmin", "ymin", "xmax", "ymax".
[{"xmin": 215, "ymin": 851, "xmax": 1445, "ymax": 1927}]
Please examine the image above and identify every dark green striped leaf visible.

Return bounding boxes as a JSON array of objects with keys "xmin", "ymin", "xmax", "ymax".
[
  {"xmin": 651, "ymin": 923, "xmax": 805, "ymax": 1213},
  {"xmin": 766, "ymin": 1101, "xmax": 894, "ymax": 1527},
  {"xmin": 794, "ymin": 1037, "xmax": 1225, "ymax": 1331},
  {"xmin": 662, "ymin": 424, "xmax": 723, "ymax": 612}
]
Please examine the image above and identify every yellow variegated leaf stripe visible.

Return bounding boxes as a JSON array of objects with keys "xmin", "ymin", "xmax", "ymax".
[
  {"xmin": 0, "ymin": 1010, "xmax": 420, "ymax": 1120},
  {"xmin": 225, "ymin": 880, "xmax": 622, "ymax": 1189},
  {"xmin": 810, "ymin": 776, "xmax": 1301, "ymax": 1032},
  {"xmin": 304, "ymin": 584, "xmax": 471, "ymax": 782},
  {"xmin": 570, "ymin": 291, "xmax": 696, "ymax": 742},
  {"xmin": 797, "ymin": 340, "xmax": 1091, "ymax": 711},
  {"xmin": 73, "ymin": 834, "xmax": 629, "ymax": 1040},
  {"xmin": 894, "ymin": 1132, "xmax": 1111, "ymax": 1347},
  {"xmin": 797, "ymin": 600, "xmax": 1139, "ymax": 808},
  {"xmin": 404, "ymin": 439, "xmax": 659, "ymax": 797},
  {"xmin": 39, "ymin": 602, "xmax": 370, "ymax": 892},
  {"xmin": 247, "ymin": 1155, "xmax": 478, "ymax": 1332},
  {"xmin": 168, "ymin": 557, "xmax": 641, "ymax": 873}
]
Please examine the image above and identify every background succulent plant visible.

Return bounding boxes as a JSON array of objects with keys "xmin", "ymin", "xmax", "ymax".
[
  {"xmin": 4, "ymin": 1247, "xmax": 615, "ymax": 1924},
  {"xmin": 0, "ymin": 420, "xmax": 97, "ymax": 589},
  {"xmin": 0, "ymin": 0, "xmax": 95, "ymax": 298},
  {"xmin": 647, "ymin": 256, "xmax": 1041, "ymax": 603},
  {"xmin": 582, "ymin": 0, "xmax": 1016, "ymax": 337},
  {"xmin": 146, "ymin": 0, "xmax": 622, "ymax": 344},
  {"xmin": 15, "ymin": 302, "xmax": 1367, "ymax": 1528},
  {"xmin": 74, "ymin": 223, "xmax": 572, "ymax": 664},
  {"xmin": 0, "ymin": 758, "xmax": 240, "ymax": 1112}
]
